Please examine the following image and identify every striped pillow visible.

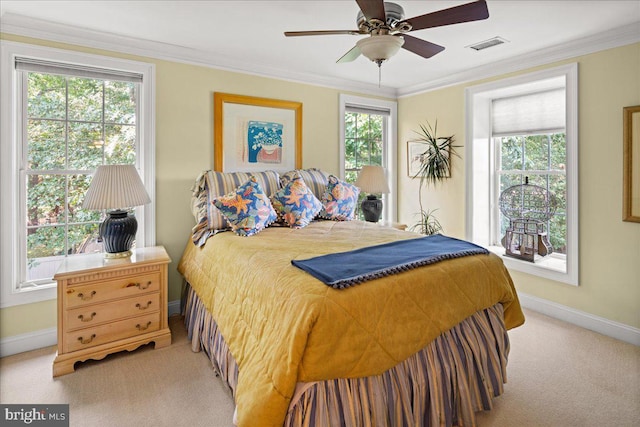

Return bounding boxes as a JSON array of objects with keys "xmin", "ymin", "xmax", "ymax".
[
  {"xmin": 280, "ymin": 168, "xmax": 329, "ymax": 201},
  {"xmin": 191, "ymin": 170, "xmax": 280, "ymax": 246}
]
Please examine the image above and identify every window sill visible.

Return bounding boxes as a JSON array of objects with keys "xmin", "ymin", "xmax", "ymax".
[
  {"xmin": 487, "ymin": 245, "xmax": 577, "ymax": 286},
  {"xmin": 0, "ymin": 282, "xmax": 57, "ymax": 308}
]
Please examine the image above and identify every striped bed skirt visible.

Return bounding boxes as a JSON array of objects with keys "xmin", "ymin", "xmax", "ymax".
[{"xmin": 183, "ymin": 283, "xmax": 510, "ymax": 427}]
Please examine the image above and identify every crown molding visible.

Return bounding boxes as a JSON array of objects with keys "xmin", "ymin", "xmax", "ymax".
[
  {"xmin": 1, "ymin": 13, "xmax": 638, "ymax": 100},
  {"xmin": 0, "ymin": 13, "xmax": 397, "ymax": 98},
  {"xmin": 397, "ymin": 22, "xmax": 640, "ymax": 98}
]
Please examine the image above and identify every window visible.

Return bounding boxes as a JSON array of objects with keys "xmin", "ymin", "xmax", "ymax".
[
  {"xmin": 339, "ymin": 94, "xmax": 397, "ymax": 222},
  {"xmin": 344, "ymin": 110, "xmax": 384, "ymax": 183},
  {"xmin": 495, "ymin": 134, "xmax": 567, "ymax": 254},
  {"xmin": 465, "ymin": 63, "xmax": 578, "ymax": 285},
  {"xmin": 1, "ymin": 41, "xmax": 156, "ymax": 307}
]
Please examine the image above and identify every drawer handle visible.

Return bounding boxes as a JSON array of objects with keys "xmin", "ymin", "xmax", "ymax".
[
  {"xmin": 78, "ymin": 312, "xmax": 97, "ymax": 322},
  {"xmin": 136, "ymin": 321, "xmax": 152, "ymax": 331},
  {"xmin": 78, "ymin": 334, "xmax": 96, "ymax": 345},
  {"xmin": 136, "ymin": 301, "xmax": 152, "ymax": 310},
  {"xmin": 77, "ymin": 291, "xmax": 96, "ymax": 301},
  {"xmin": 127, "ymin": 281, "xmax": 152, "ymax": 290}
]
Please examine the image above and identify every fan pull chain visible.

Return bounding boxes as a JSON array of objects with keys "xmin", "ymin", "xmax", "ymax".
[{"xmin": 376, "ymin": 59, "xmax": 383, "ymax": 88}]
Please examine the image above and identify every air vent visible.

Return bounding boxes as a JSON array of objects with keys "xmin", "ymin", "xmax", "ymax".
[{"xmin": 467, "ymin": 37, "xmax": 508, "ymax": 51}]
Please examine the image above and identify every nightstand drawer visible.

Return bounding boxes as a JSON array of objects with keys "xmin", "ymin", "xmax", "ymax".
[
  {"xmin": 64, "ymin": 312, "xmax": 160, "ymax": 353},
  {"xmin": 65, "ymin": 273, "xmax": 160, "ymax": 308},
  {"xmin": 66, "ymin": 293, "xmax": 160, "ymax": 331}
]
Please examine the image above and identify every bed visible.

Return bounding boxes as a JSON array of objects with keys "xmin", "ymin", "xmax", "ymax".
[{"xmin": 178, "ymin": 168, "xmax": 524, "ymax": 426}]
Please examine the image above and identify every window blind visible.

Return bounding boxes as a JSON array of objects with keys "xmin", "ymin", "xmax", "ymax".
[
  {"xmin": 492, "ymin": 88, "xmax": 565, "ymax": 136},
  {"xmin": 346, "ymin": 104, "xmax": 390, "ymax": 117},
  {"xmin": 15, "ymin": 57, "xmax": 143, "ymax": 83}
]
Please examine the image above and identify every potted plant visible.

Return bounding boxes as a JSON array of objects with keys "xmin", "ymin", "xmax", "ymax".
[
  {"xmin": 412, "ymin": 207, "xmax": 443, "ymax": 235},
  {"xmin": 409, "ymin": 121, "xmax": 459, "ymax": 235}
]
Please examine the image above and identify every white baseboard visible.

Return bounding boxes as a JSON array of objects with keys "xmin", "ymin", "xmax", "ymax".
[
  {"xmin": 168, "ymin": 299, "xmax": 181, "ymax": 317},
  {"xmin": 1, "ymin": 300, "xmax": 183, "ymax": 358},
  {"xmin": 0, "ymin": 327, "xmax": 57, "ymax": 358},
  {"xmin": 518, "ymin": 292, "xmax": 640, "ymax": 346}
]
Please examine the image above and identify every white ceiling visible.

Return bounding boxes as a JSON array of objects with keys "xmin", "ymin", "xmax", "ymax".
[{"xmin": 1, "ymin": 1, "xmax": 639, "ymax": 97}]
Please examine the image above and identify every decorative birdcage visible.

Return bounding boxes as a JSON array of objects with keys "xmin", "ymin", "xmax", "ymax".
[{"xmin": 499, "ymin": 177, "xmax": 558, "ymax": 262}]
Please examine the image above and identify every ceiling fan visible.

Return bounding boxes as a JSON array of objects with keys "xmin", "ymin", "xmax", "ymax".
[{"xmin": 285, "ymin": 0, "xmax": 489, "ymax": 67}]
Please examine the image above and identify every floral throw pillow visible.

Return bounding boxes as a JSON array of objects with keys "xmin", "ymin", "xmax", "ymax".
[
  {"xmin": 280, "ymin": 168, "xmax": 329, "ymax": 201},
  {"xmin": 319, "ymin": 175, "xmax": 360, "ymax": 221},
  {"xmin": 190, "ymin": 170, "xmax": 280, "ymax": 245},
  {"xmin": 213, "ymin": 177, "xmax": 277, "ymax": 237},
  {"xmin": 271, "ymin": 173, "xmax": 323, "ymax": 228}
]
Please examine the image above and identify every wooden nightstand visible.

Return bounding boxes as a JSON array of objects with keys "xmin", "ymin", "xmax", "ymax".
[{"xmin": 53, "ymin": 246, "xmax": 172, "ymax": 377}]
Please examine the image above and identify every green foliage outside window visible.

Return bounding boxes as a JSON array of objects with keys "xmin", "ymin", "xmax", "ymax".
[
  {"xmin": 25, "ymin": 72, "xmax": 137, "ymax": 281},
  {"xmin": 344, "ymin": 111, "xmax": 384, "ymax": 220},
  {"xmin": 498, "ymin": 133, "xmax": 567, "ymax": 254}
]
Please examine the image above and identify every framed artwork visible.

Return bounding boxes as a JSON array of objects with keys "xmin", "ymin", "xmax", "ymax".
[
  {"xmin": 214, "ymin": 93, "xmax": 302, "ymax": 173},
  {"xmin": 407, "ymin": 140, "xmax": 451, "ymax": 178},
  {"xmin": 623, "ymin": 105, "xmax": 640, "ymax": 222},
  {"xmin": 407, "ymin": 141, "xmax": 424, "ymax": 177}
]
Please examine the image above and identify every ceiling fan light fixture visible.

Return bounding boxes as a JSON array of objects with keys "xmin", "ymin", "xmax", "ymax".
[{"xmin": 356, "ymin": 35, "xmax": 404, "ymax": 63}]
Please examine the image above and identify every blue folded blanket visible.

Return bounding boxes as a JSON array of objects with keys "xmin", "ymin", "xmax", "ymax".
[{"xmin": 292, "ymin": 234, "xmax": 489, "ymax": 289}]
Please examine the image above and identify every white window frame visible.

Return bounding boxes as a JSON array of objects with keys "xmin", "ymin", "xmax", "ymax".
[
  {"xmin": 0, "ymin": 41, "xmax": 156, "ymax": 307},
  {"xmin": 464, "ymin": 63, "xmax": 579, "ymax": 285},
  {"xmin": 339, "ymin": 94, "xmax": 398, "ymax": 222}
]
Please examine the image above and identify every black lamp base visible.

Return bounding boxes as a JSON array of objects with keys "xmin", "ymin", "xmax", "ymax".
[
  {"xmin": 100, "ymin": 210, "xmax": 137, "ymax": 258},
  {"xmin": 361, "ymin": 195, "xmax": 383, "ymax": 223}
]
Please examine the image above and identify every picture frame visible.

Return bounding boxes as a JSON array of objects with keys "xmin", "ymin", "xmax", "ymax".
[
  {"xmin": 623, "ymin": 105, "xmax": 640, "ymax": 222},
  {"xmin": 214, "ymin": 93, "xmax": 302, "ymax": 173},
  {"xmin": 407, "ymin": 140, "xmax": 451, "ymax": 178},
  {"xmin": 407, "ymin": 141, "xmax": 424, "ymax": 177}
]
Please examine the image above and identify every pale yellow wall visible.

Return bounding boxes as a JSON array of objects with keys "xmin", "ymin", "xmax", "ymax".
[
  {"xmin": 2, "ymin": 32, "xmax": 638, "ymax": 340},
  {"xmin": 398, "ymin": 43, "xmax": 640, "ymax": 329},
  {"xmin": 398, "ymin": 88, "xmax": 467, "ymax": 237},
  {"xmin": 0, "ymin": 33, "xmax": 390, "ymax": 339}
]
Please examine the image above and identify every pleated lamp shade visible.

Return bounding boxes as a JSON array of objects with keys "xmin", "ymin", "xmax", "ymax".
[
  {"xmin": 355, "ymin": 165, "xmax": 390, "ymax": 194},
  {"xmin": 354, "ymin": 166, "xmax": 390, "ymax": 223},
  {"xmin": 83, "ymin": 165, "xmax": 150, "ymax": 210},
  {"xmin": 83, "ymin": 165, "xmax": 150, "ymax": 258}
]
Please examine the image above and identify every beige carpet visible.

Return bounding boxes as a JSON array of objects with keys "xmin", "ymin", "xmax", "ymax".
[{"xmin": 1, "ymin": 309, "xmax": 639, "ymax": 427}]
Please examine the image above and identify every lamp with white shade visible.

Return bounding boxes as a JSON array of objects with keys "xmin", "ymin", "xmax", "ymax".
[
  {"xmin": 355, "ymin": 165, "xmax": 390, "ymax": 223},
  {"xmin": 83, "ymin": 165, "xmax": 150, "ymax": 258}
]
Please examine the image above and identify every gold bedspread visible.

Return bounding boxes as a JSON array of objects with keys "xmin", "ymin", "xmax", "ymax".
[{"xmin": 177, "ymin": 220, "xmax": 524, "ymax": 427}]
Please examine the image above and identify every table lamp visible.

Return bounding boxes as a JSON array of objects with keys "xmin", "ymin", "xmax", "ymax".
[
  {"xmin": 355, "ymin": 165, "xmax": 390, "ymax": 222},
  {"xmin": 83, "ymin": 165, "xmax": 151, "ymax": 258}
]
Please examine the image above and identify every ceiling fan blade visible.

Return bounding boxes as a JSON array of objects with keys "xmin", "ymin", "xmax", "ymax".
[
  {"xmin": 406, "ymin": 0, "xmax": 489, "ymax": 31},
  {"xmin": 400, "ymin": 34, "xmax": 445, "ymax": 59},
  {"xmin": 285, "ymin": 30, "xmax": 363, "ymax": 37},
  {"xmin": 337, "ymin": 45, "xmax": 362, "ymax": 63},
  {"xmin": 355, "ymin": 0, "xmax": 386, "ymax": 22}
]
